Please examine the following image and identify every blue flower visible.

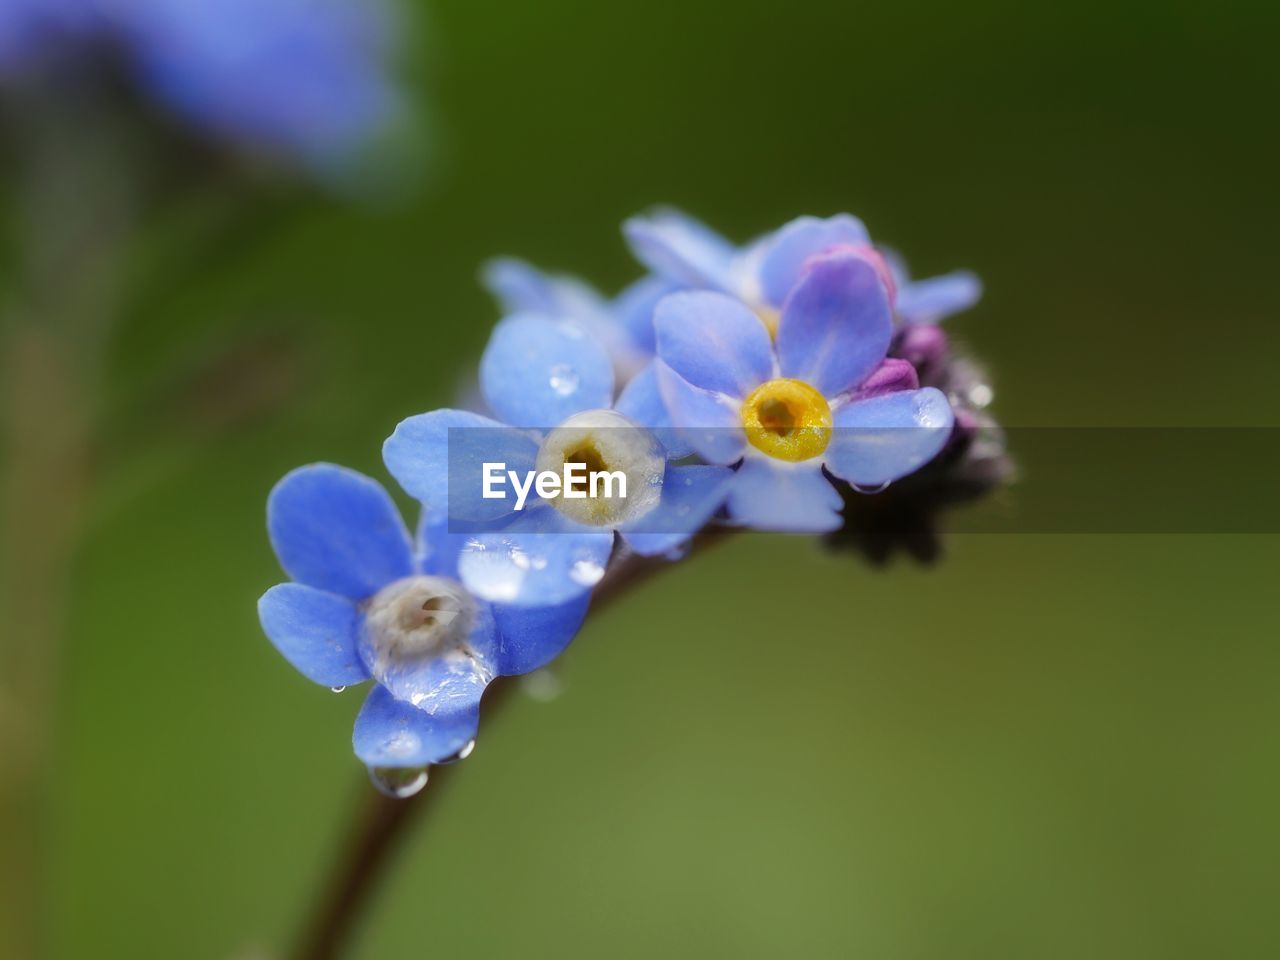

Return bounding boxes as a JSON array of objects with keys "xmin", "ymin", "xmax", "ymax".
[
  {"xmin": 0, "ymin": 0, "xmax": 403, "ymax": 171},
  {"xmin": 0, "ymin": 0, "xmax": 93, "ymax": 72},
  {"xmin": 881, "ymin": 248, "xmax": 982, "ymax": 326},
  {"xmin": 383, "ymin": 319, "xmax": 734, "ymax": 607},
  {"xmin": 258, "ymin": 463, "xmax": 587, "ymax": 778},
  {"xmin": 113, "ymin": 0, "xmax": 403, "ymax": 170},
  {"xmin": 482, "ymin": 258, "xmax": 676, "ymax": 382},
  {"xmin": 624, "ymin": 208, "xmax": 980, "ymax": 332},
  {"xmin": 653, "ymin": 249, "xmax": 955, "ymax": 533}
]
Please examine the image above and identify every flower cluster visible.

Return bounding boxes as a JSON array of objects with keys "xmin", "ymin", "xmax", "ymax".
[
  {"xmin": 0, "ymin": 0, "xmax": 401, "ymax": 171},
  {"xmin": 260, "ymin": 210, "xmax": 1004, "ymax": 795}
]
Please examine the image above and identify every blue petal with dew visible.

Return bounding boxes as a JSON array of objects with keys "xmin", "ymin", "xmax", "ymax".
[{"xmin": 353, "ymin": 684, "xmax": 483, "ymax": 768}]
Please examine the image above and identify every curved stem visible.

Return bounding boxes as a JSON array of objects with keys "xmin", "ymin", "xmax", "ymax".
[{"xmin": 291, "ymin": 528, "xmax": 737, "ymax": 960}]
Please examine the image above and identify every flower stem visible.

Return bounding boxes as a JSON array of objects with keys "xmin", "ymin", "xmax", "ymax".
[{"xmin": 290, "ymin": 528, "xmax": 737, "ymax": 960}]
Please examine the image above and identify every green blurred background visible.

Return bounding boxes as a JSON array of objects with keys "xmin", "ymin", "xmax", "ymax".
[{"xmin": 15, "ymin": 0, "xmax": 1280, "ymax": 956}]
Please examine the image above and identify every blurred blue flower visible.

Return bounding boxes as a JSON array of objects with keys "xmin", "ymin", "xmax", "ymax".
[
  {"xmin": 258, "ymin": 463, "xmax": 587, "ymax": 778},
  {"xmin": 483, "ymin": 257, "xmax": 676, "ymax": 381},
  {"xmin": 0, "ymin": 0, "xmax": 93, "ymax": 72},
  {"xmin": 653, "ymin": 249, "xmax": 955, "ymax": 532},
  {"xmin": 2, "ymin": 0, "xmax": 404, "ymax": 170},
  {"xmin": 112, "ymin": 0, "xmax": 403, "ymax": 170},
  {"xmin": 383, "ymin": 318, "xmax": 733, "ymax": 607},
  {"xmin": 623, "ymin": 208, "xmax": 980, "ymax": 333}
]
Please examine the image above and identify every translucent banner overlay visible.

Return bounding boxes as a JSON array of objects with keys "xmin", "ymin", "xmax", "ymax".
[{"xmin": 444, "ymin": 427, "xmax": 1280, "ymax": 534}]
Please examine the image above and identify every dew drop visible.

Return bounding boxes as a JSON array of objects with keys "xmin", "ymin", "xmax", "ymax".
[
  {"xmin": 368, "ymin": 765, "xmax": 429, "ymax": 799},
  {"xmin": 569, "ymin": 558, "xmax": 605, "ymax": 587},
  {"xmin": 853, "ymin": 481, "xmax": 891, "ymax": 495},
  {"xmin": 330, "ymin": 686, "xmax": 347, "ymax": 694},
  {"xmin": 436, "ymin": 739, "xmax": 477, "ymax": 765},
  {"xmin": 549, "ymin": 364, "xmax": 579, "ymax": 397}
]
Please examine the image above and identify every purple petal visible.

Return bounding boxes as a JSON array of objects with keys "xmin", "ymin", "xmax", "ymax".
[
  {"xmin": 725, "ymin": 458, "xmax": 843, "ymax": 533},
  {"xmin": 897, "ymin": 271, "xmax": 983, "ymax": 325},
  {"xmin": 623, "ymin": 208, "xmax": 738, "ymax": 291},
  {"xmin": 654, "ymin": 362, "xmax": 747, "ymax": 465},
  {"xmin": 757, "ymin": 214, "xmax": 870, "ymax": 306},
  {"xmin": 654, "ymin": 291, "xmax": 774, "ymax": 397},
  {"xmin": 776, "ymin": 250, "xmax": 892, "ymax": 398},
  {"xmin": 851, "ymin": 359, "xmax": 919, "ymax": 401},
  {"xmin": 825, "ymin": 388, "xmax": 954, "ymax": 488}
]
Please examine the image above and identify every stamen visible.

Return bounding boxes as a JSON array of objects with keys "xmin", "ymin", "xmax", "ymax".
[
  {"xmin": 535, "ymin": 409, "xmax": 665, "ymax": 527},
  {"xmin": 741, "ymin": 379, "xmax": 832, "ymax": 462}
]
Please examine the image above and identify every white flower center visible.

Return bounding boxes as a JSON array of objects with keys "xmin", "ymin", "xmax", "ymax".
[
  {"xmin": 361, "ymin": 576, "xmax": 476, "ymax": 676},
  {"xmin": 534, "ymin": 409, "xmax": 664, "ymax": 527}
]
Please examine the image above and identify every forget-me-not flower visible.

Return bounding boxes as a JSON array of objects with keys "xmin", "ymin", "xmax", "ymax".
[
  {"xmin": 483, "ymin": 257, "xmax": 676, "ymax": 383},
  {"xmin": 654, "ymin": 248, "xmax": 955, "ymax": 533},
  {"xmin": 112, "ymin": 0, "xmax": 403, "ymax": 170},
  {"xmin": 0, "ymin": 0, "xmax": 92, "ymax": 72},
  {"xmin": 258, "ymin": 463, "xmax": 587, "ymax": 784},
  {"xmin": 624, "ymin": 208, "xmax": 979, "ymax": 334},
  {"xmin": 383, "ymin": 317, "xmax": 733, "ymax": 607},
  {"xmin": 1, "ymin": 0, "xmax": 404, "ymax": 171}
]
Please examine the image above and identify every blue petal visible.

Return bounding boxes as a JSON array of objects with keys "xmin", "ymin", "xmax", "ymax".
[
  {"xmin": 776, "ymin": 250, "xmax": 893, "ymax": 398},
  {"xmin": 383, "ymin": 409, "xmax": 538, "ymax": 522},
  {"xmin": 757, "ymin": 214, "xmax": 870, "ymax": 307},
  {"xmin": 352, "ymin": 684, "xmax": 484, "ymax": 768},
  {"xmin": 360, "ymin": 606, "xmax": 499, "ymax": 707},
  {"xmin": 654, "ymin": 291, "xmax": 774, "ymax": 397},
  {"xmin": 612, "ymin": 273, "xmax": 680, "ymax": 356},
  {"xmin": 614, "ymin": 363, "xmax": 693, "ymax": 458},
  {"xmin": 258, "ymin": 583, "xmax": 370, "ymax": 687},
  {"xmin": 480, "ymin": 314, "xmax": 615, "ymax": 429},
  {"xmin": 619, "ymin": 464, "xmax": 734, "ymax": 556},
  {"xmin": 654, "ymin": 362, "xmax": 747, "ymax": 465},
  {"xmin": 491, "ymin": 593, "xmax": 591, "ymax": 675},
  {"xmin": 267, "ymin": 464, "xmax": 414, "ymax": 600},
  {"xmin": 726, "ymin": 458, "xmax": 844, "ymax": 533},
  {"xmin": 457, "ymin": 507, "xmax": 615, "ymax": 607},
  {"xmin": 623, "ymin": 208, "xmax": 738, "ymax": 291},
  {"xmin": 415, "ymin": 510, "xmax": 469, "ymax": 579},
  {"xmin": 825, "ymin": 388, "xmax": 955, "ymax": 487},
  {"xmin": 897, "ymin": 271, "xmax": 983, "ymax": 325},
  {"xmin": 481, "ymin": 257, "xmax": 606, "ymax": 319}
]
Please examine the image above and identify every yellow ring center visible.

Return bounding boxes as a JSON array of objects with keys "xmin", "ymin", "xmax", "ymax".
[{"xmin": 741, "ymin": 378, "xmax": 832, "ymax": 462}]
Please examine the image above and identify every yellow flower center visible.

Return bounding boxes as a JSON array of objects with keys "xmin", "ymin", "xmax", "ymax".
[{"xmin": 741, "ymin": 378, "xmax": 832, "ymax": 462}]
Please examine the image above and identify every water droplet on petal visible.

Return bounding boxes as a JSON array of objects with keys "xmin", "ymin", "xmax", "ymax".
[
  {"xmin": 569, "ymin": 558, "xmax": 605, "ymax": 587},
  {"xmin": 436, "ymin": 739, "xmax": 477, "ymax": 764},
  {"xmin": 368, "ymin": 765, "xmax": 429, "ymax": 799},
  {"xmin": 549, "ymin": 364, "xmax": 579, "ymax": 397},
  {"xmin": 330, "ymin": 686, "xmax": 347, "ymax": 694},
  {"xmin": 852, "ymin": 481, "xmax": 891, "ymax": 495}
]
